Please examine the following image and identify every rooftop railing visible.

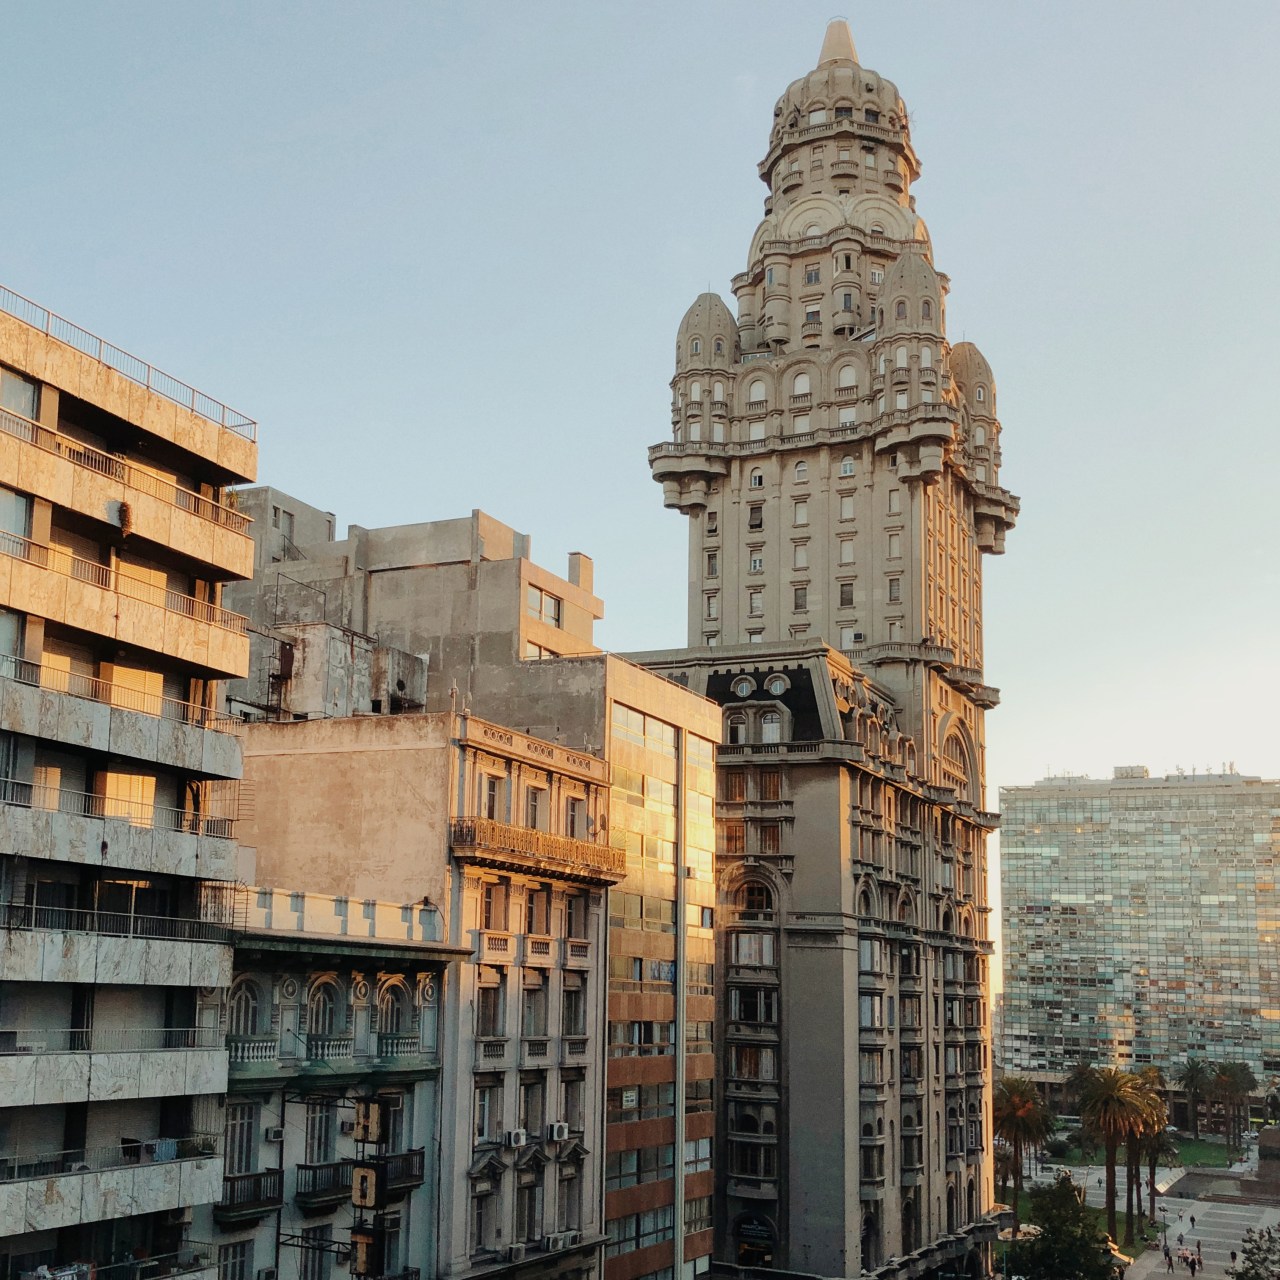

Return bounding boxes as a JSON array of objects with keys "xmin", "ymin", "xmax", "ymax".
[
  {"xmin": 0, "ymin": 284, "xmax": 256, "ymax": 440},
  {"xmin": 0, "ymin": 776, "xmax": 236, "ymax": 839},
  {"xmin": 0, "ymin": 406, "xmax": 251, "ymax": 534},
  {"xmin": 0, "ymin": 1133, "xmax": 219, "ymax": 1183},
  {"xmin": 0, "ymin": 652, "xmax": 232, "ymax": 734},
  {"xmin": 0, "ymin": 531, "xmax": 249, "ymax": 633},
  {"xmin": 0, "ymin": 1025, "xmax": 223, "ymax": 1054}
]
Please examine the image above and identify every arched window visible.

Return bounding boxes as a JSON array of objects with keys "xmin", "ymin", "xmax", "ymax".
[
  {"xmin": 870, "ymin": 222, "xmax": 884, "ymax": 234},
  {"xmin": 877, "ymin": 354, "xmax": 886, "ymax": 375},
  {"xmin": 794, "ymin": 460, "xmax": 808, "ymax": 481},
  {"xmin": 793, "ymin": 372, "xmax": 810, "ymax": 395},
  {"xmin": 920, "ymin": 345, "xmax": 932, "ymax": 369},
  {"xmin": 228, "ymin": 980, "xmax": 259, "ymax": 1037},
  {"xmin": 895, "ymin": 300, "xmax": 907, "ymax": 320},
  {"xmin": 921, "ymin": 299, "xmax": 932, "ymax": 322},
  {"xmin": 739, "ymin": 883, "xmax": 774, "ymax": 916},
  {"xmin": 895, "ymin": 345, "xmax": 908, "ymax": 369},
  {"xmin": 804, "ymin": 222, "xmax": 821, "ymax": 237},
  {"xmin": 974, "ymin": 426, "xmax": 986, "ymax": 447},
  {"xmin": 748, "ymin": 378, "xmax": 767, "ymax": 403},
  {"xmin": 714, "ymin": 338, "xmax": 724, "ymax": 355},
  {"xmin": 713, "ymin": 380, "xmax": 725, "ymax": 400},
  {"xmin": 727, "ymin": 714, "xmax": 747, "ymax": 745},
  {"xmin": 975, "ymin": 384, "xmax": 986, "ymax": 403},
  {"xmin": 837, "ymin": 364, "xmax": 857, "ymax": 388},
  {"xmin": 840, "ymin": 455, "xmax": 855, "ymax": 476},
  {"xmin": 690, "ymin": 380, "xmax": 702, "ymax": 402},
  {"xmin": 750, "ymin": 468, "xmax": 764, "ymax": 489},
  {"xmin": 378, "ymin": 983, "xmax": 409, "ymax": 1035},
  {"xmin": 858, "ymin": 888, "xmax": 873, "ymax": 916},
  {"xmin": 690, "ymin": 338, "xmax": 701, "ymax": 356},
  {"xmin": 760, "ymin": 711, "xmax": 781, "ymax": 744},
  {"xmin": 308, "ymin": 981, "xmax": 338, "ymax": 1036}
]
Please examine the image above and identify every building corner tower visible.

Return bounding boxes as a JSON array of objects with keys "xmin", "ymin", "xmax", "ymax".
[{"xmin": 636, "ymin": 20, "xmax": 1019, "ymax": 1280}]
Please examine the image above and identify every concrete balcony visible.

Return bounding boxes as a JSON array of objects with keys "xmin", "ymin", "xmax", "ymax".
[
  {"xmin": 475, "ymin": 1037, "xmax": 509, "ymax": 1069},
  {"xmin": 213, "ymin": 1168, "xmax": 283, "ymax": 1224},
  {"xmin": 521, "ymin": 1037, "xmax": 551, "ymax": 1068},
  {"xmin": 0, "ymin": 782, "xmax": 237, "ymax": 883},
  {"xmin": 0, "ymin": 1134, "xmax": 222, "ymax": 1239},
  {"xmin": 0, "ymin": 406, "xmax": 253, "ymax": 579},
  {"xmin": 0, "ymin": 903, "xmax": 232, "ymax": 987},
  {"xmin": 0, "ymin": 533, "xmax": 248, "ymax": 679},
  {"xmin": 521, "ymin": 935, "xmax": 555, "ymax": 967},
  {"xmin": 561, "ymin": 1037, "xmax": 589, "ymax": 1066},
  {"xmin": 0, "ymin": 1025, "xmax": 227, "ymax": 1104},
  {"xmin": 561, "ymin": 938, "xmax": 592, "ymax": 969},
  {"xmin": 451, "ymin": 818, "xmax": 626, "ymax": 886},
  {"xmin": 0, "ymin": 659, "xmax": 241, "ymax": 778},
  {"xmin": 19, "ymin": 1241, "xmax": 217, "ymax": 1280}
]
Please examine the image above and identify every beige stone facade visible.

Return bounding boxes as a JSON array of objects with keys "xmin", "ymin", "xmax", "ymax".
[
  {"xmin": 641, "ymin": 21, "xmax": 1018, "ymax": 1280},
  {"xmin": 0, "ymin": 286, "xmax": 256, "ymax": 1276}
]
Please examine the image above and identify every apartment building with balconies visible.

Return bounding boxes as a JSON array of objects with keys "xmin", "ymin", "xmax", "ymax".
[
  {"xmin": 230, "ymin": 710, "xmax": 623, "ymax": 1280},
  {"xmin": 0, "ymin": 284, "xmax": 257, "ymax": 1280},
  {"xmin": 190, "ymin": 887, "xmax": 465, "ymax": 1280}
]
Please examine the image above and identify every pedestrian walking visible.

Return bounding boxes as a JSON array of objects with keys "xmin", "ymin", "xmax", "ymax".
[
  {"xmin": 1178, "ymin": 1233, "xmax": 1185, "ymax": 1247},
  {"xmin": 1190, "ymin": 1214, "xmax": 1197, "ymax": 1230},
  {"xmin": 1189, "ymin": 1257, "xmax": 1197, "ymax": 1277},
  {"xmin": 1196, "ymin": 1241, "xmax": 1201, "ymax": 1258}
]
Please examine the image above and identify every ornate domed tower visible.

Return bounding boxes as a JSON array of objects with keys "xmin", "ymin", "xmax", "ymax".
[{"xmin": 639, "ymin": 20, "xmax": 1020, "ymax": 1280}]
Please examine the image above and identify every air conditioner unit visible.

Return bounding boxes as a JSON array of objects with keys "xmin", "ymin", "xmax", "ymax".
[
  {"xmin": 166, "ymin": 1206, "xmax": 193, "ymax": 1225},
  {"xmin": 257, "ymin": 1269, "xmax": 278, "ymax": 1280},
  {"xmin": 564, "ymin": 1231, "xmax": 582, "ymax": 1247},
  {"xmin": 506, "ymin": 1245, "xmax": 526, "ymax": 1263},
  {"xmin": 340, "ymin": 1120, "xmax": 356, "ymax": 1136},
  {"xmin": 505, "ymin": 1129, "xmax": 529, "ymax": 1148},
  {"xmin": 853, "ymin": 632, "xmax": 866, "ymax": 644},
  {"xmin": 265, "ymin": 1126, "xmax": 285, "ymax": 1143},
  {"xmin": 547, "ymin": 1122, "xmax": 570, "ymax": 1142},
  {"xmin": 543, "ymin": 1235, "xmax": 566, "ymax": 1252}
]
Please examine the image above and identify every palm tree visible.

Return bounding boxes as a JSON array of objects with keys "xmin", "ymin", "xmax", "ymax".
[
  {"xmin": 1174, "ymin": 1057, "xmax": 1212, "ymax": 1139},
  {"xmin": 1082, "ymin": 1067, "xmax": 1152, "ymax": 1245},
  {"xmin": 1124, "ymin": 1069, "xmax": 1165, "ymax": 1239},
  {"xmin": 994, "ymin": 1143, "xmax": 1018, "ymax": 1203},
  {"xmin": 1214, "ymin": 1061, "xmax": 1258, "ymax": 1150},
  {"xmin": 993, "ymin": 1076, "xmax": 1053, "ymax": 1236},
  {"xmin": 1065, "ymin": 1061, "xmax": 1098, "ymax": 1115},
  {"xmin": 1143, "ymin": 1127, "xmax": 1178, "ymax": 1225}
]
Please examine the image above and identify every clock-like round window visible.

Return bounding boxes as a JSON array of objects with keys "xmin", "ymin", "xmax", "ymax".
[
  {"xmin": 766, "ymin": 675, "xmax": 788, "ymax": 696},
  {"xmin": 732, "ymin": 677, "xmax": 755, "ymax": 698}
]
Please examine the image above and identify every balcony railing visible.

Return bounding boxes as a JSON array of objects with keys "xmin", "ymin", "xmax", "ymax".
[
  {"xmin": 0, "ymin": 1133, "xmax": 219, "ymax": 1183},
  {"xmin": 305, "ymin": 1034, "xmax": 355, "ymax": 1062},
  {"xmin": 0, "ymin": 283, "xmax": 256, "ymax": 440},
  {"xmin": 0, "ymin": 1025, "xmax": 223, "ymax": 1054},
  {"xmin": 0, "ymin": 530, "xmax": 249, "ymax": 633},
  {"xmin": 296, "ymin": 1159, "xmax": 353, "ymax": 1204},
  {"xmin": 450, "ymin": 818, "xmax": 626, "ymax": 880},
  {"xmin": 0, "ymin": 652, "xmax": 232, "ymax": 733},
  {"xmin": 385, "ymin": 1147, "xmax": 425, "ymax": 1189},
  {"xmin": 228, "ymin": 1033, "xmax": 280, "ymax": 1063},
  {"xmin": 0, "ymin": 405, "xmax": 251, "ymax": 532},
  {"xmin": 377, "ymin": 1033, "xmax": 421, "ymax": 1059},
  {"xmin": 20, "ymin": 1243, "xmax": 217, "ymax": 1280},
  {"xmin": 0, "ymin": 776, "xmax": 235, "ymax": 838},
  {"xmin": 1, "ymin": 901, "xmax": 235, "ymax": 944},
  {"xmin": 217, "ymin": 1167, "xmax": 283, "ymax": 1212}
]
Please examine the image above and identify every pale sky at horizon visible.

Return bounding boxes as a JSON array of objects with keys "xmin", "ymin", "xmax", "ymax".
[{"xmin": 4, "ymin": 1, "xmax": 1279, "ymax": 823}]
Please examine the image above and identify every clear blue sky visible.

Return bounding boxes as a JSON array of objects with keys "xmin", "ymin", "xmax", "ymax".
[{"xmin": 4, "ymin": 1, "xmax": 1279, "ymax": 806}]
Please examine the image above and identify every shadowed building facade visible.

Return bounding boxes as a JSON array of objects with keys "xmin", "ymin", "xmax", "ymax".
[{"xmin": 639, "ymin": 20, "xmax": 1018, "ymax": 1280}]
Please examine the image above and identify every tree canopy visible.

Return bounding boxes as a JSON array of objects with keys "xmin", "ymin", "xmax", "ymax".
[
  {"xmin": 1006, "ymin": 1174, "xmax": 1116, "ymax": 1280},
  {"xmin": 1227, "ymin": 1226, "xmax": 1280, "ymax": 1280}
]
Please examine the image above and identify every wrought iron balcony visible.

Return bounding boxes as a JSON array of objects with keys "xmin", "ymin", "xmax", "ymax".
[
  {"xmin": 385, "ymin": 1148, "xmax": 425, "ymax": 1191},
  {"xmin": 295, "ymin": 1159, "xmax": 353, "ymax": 1208},
  {"xmin": 450, "ymin": 818, "xmax": 625, "ymax": 882},
  {"xmin": 215, "ymin": 1168, "xmax": 284, "ymax": 1222}
]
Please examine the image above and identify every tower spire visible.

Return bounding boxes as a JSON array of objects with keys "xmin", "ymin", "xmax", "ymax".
[{"xmin": 817, "ymin": 16, "xmax": 858, "ymax": 67}]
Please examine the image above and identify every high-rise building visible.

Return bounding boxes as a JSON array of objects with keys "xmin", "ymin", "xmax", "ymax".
[
  {"xmin": 999, "ymin": 767, "xmax": 1280, "ymax": 1085},
  {"xmin": 637, "ymin": 20, "xmax": 1019, "ymax": 1279},
  {"xmin": 0, "ymin": 286, "xmax": 257, "ymax": 1276}
]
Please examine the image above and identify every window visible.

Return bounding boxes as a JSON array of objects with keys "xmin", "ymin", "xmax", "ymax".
[
  {"xmin": 481, "ymin": 882, "xmax": 506, "ymax": 930},
  {"xmin": 842, "ymin": 291, "xmax": 854, "ymax": 310},
  {"xmin": 732, "ymin": 932, "xmax": 776, "ymax": 966},
  {"xmin": 921, "ymin": 345, "xmax": 933, "ymax": 368},
  {"xmin": 474, "ymin": 1079, "xmax": 503, "ymax": 1143},
  {"xmin": 888, "ymin": 577, "xmax": 901, "ymax": 602},
  {"xmin": 0, "ymin": 367, "xmax": 39, "ymax": 420},
  {"xmin": 864, "ymin": 149, "xmax": 876, "ymax": 168},
  {"xmin": 888, "ymin": 533, "xmax": 901, "ymax": 558},
  {"xmin": 686, "ymin": 1196, "xmax": 713, "ymax": 1235},
  {"xmin": 794, "ymin": 460, "xmax": 808, "ymax": 481},
  {"xmin": 976, "ymin": 385, "xmax": 986, "ymax": 403},
  {"xmin": 793, "ymin": 586, "xmax": 807, "ymax": 611},
  {"xmin": 705, "ymin": 594, "xmax": 719, "ymax": 620},
  {"xmin": 730, "ymin": 1044, "xmax": 777, "ymax": 1081},
  {"xmin": 748, "ymin": 378, "xmax": 766, "ymax": 403},
  {"xmin": 228, "ymin": 980, "xmax": 259, "ymax": 1037},
  {"xmin": 218, "ymin": 1243, "xmax": 252, "ymax": 1280},
  {"xmin": 808, "ymin": 108, "xmax": 827, "ymax": 125},
  {"xmin": 887, "ymin": 620, "xmax": 904, "ymax": 641},
  {"xmin": 706, "ymin": 551, "xmax": 718, "ymax": 578},
  {"xmin": 870, "ymin": 266, "xmax": 884, "ymax": 285},
  {"xmin": 300, "ymin": 1228, "xmax": 332, "ymax": 1280},
  {"xmin": 690, "ymin": 338, "xmax": 701, "ymax": 355},
  {"xmin": 525, "ymin": 788, "xmax": 546, "ymax": 832},
  {"xmin": 308, "ymin": 982, "xmax": 338, "ymax": 1036},
  {"xmin": 922, "ymin": 300, "xmax": 932, "ymax": 322},
  {"xmin": 804, "ymin": 266, "xmax": 820, "ymax": 285},
  {"xmin": 840, "ymin": 538, "xmax": 854, "ymax": 564},
  {"xmin": 895, "ymin": 301, "xmax": 907, "ymax": 320},
  {"xmin": 526, "ymin": 586, "xmax": 563, "ymax": 628},
  {"xmin": 761, "ymin": 711, "xmax": 781, "ymax": 743},
  {"xmin": 224, "ymin": 1100, "xmax": 258, "ymax": 1176},
  {"xmin": 765, "ymin": 267, "xmax": 774, "ymax": 285},
  {"xmin": 838, "ymin": 364, "xmax": 857, "ymax": 388},
  {"xmin": 477, "ymin": 976, "xmax": 505, "ymax": 1037},
  {"xmin": 522, "ymin": 975, "xmax": 548, "ymax": 1036},
  {"xmin": 482, "ymin": 775, "xmax": 502, "ymax": 820},
  {"xmin": 793, "ymin": 500, "xmax": 808, "ymax": 526},
  {"xmin": 792, "ymin": 543, "xmax": 808, "ymax": 570},
  {"xmin": 470, "ymin": 1184, "xmax": 495, "ymax": 1254},
  {"xmin": 748, "ymin": 505, "xmax": 763, "ymax": 530},
  {"xmin": 791, "ymin": 413, "xmax": 810, "ymax": 434},
  {"xmin": 519, "ymin": 1076, "xmax": 545, "ymax": 1133},
  {"xmin": 516, "ymin": 1168, "xmax": 544, "ymax": 1243},
  {"xmin": 606, "ymin": 1207, "xmax": 675, "ymax": 1258},
  {"xmin": 840, "ymin": 626, "xmax": 859, "ymax": 648},
  {"xmin": 804, "ymin": 308, "xmax": 820, "ymax": 324},
  {"xmin": 839, "ymin": 582, "xmax": 854, "ymax": 608},
  {"xmin": 748, "ymin": 590, "xmax": 763, "ymax": 616},
  {"xmin": 729, "ymin": 1141, "xmax": 777, "ymax": 1180},
  {"xmin": 748, "ymin": 552, "xmax": 764, "ymax": 573},
  {"xmin": 305, "ymin": 1098, "xmax": 335, "ymax": 1163},
  {"xmin": 714, "ymin": 338, "xmax": 724, "ymax": 355},
  {"xmin": 685, "ymin": 1137, "xmax": 713, "ymax": 1173},
  {"xmin": 840, "ymin": 494, "xmax": 855, "ymax": 520},
  {"xmin": 606, "ymin": 1143, "xmax": 675, "ymax": 1189},
  {"xmin": 706, "ymin": 510, "xmax": 718, "ymax": 535},
  {"xmin": 562, "ymin": 975, "xmax": 586, "ymax": 1035},
  {"xmin": 730, "ymin": 986, "xmax": 778, "ymax": 1024},
  {"xmin": 976, "ymin": 464, "xmax": 987, "ymax": 482},
  {"xmin": 895, "ymin": 389, "xmax": 908, "ymax": 409},
  {"xmin": 895, "ymin": 345, "xmax": 908, "ymax": 369},
  {"xmin": 888, "ymin": 488, "xmax": 902, "ymax": 515},
  {"xmin": 750, "ymin": 468, "xmax": 764, "ymax": 488}
]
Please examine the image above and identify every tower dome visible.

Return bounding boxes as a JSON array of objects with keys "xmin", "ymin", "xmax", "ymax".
[
  {"xmin": 675, "ymin": 292, "xmax": 738, "ymax": 371},
  {"xmin": 880, "ymin": 246, "xmax": 943, "ymax": 336},
  {"xmin": 951, "ymin": 341, "xmax": 996, "ymax": 414}
]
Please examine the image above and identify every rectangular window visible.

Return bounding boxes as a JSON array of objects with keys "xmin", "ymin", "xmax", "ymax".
[
  {"xmin": 300, "ymin": 1226, "xmax": 332, "ymax": 1280},
  {"xmin": 888, "ymin": 532, "xmax": 901, "ymax": 558},
  {"xmin": 804, "ymin": 308, "xmax": 819, "ymax": 324},
  {"xmin": 0, "ymin": 367, "xmax": 39, "ymax": 420},
  {"xmin": 526, "ymin": 585, "xmax": 563, "ymax": 628},
  {"xmin": 686, "ymin": 1195, "xmax": 713, "ymax": 1235},
  {"xmin": 706, "ymin": 551, "xmax": 718, "ymax": 578},
  {"xmin": 224, "ymin": 1101, "xmax": 258, "ymax": 1175},
  {"xmin": 705, "ymin": 594, "xmax": 719, "ymax": 620},
  {"xmin": 888, "ymin": 488, "xmax": 901, "ymax": 514},
  {"xmin": 522, "ymin": 977, "xmax": 548, "ymax": 1037},
  {"xmin": 804, "ymin": 266, "xmax": 820, "ymax": 285},
  {"xmin": 731, "ymin": 932, "xmax": 775, "ymax": 966},
  {"xmin": 706, "ymin": 511, "xmax": 718, "ymax": 535},
  {"xmin": 474, "ymin": 1079, "xmax": 503, "ymax": 1143},
  {"xmin": 748, "ymin": 505, "xmax": 763, "ymax": 530},
  {"xmin": 562, "ymin": 975, "xmax": 586, "ymax": 1036},
  {"xmin": 839, "ymin": 581, "xmax": 854, "ymax": 607},
  {"xmin": 482, "ymin": 775, "xmax": 502, "ymax": 820},
  {"xmin": 840, "ymin": 494, "xmax": 855, "ymax": 520},
  {"xmin": 870, "ymin": 266, "xmax": 884, "ymax": 284},
  {"xmin": 519, "ymin": 1077, "xmax": 545, "ymax": 1133},
  {"xmin": 684, "ymin": 1137, "xmax": 713, "ymax": 1173},
  {"xmin": 476, "ymin": 980, "xmax": 505, "ymax": 1037},
  {"xmin": 304, "ymin": 1099, "xmax": 335, "ymax": 1164},
  {"xmin": 218, "ymin": 1243, "xmax": 252, "ymax": 1280},
  {"xmin": 840, "ymin": 626, "xmax": 859, "ymax": 648},
  {"xmin": 749, "ymin": 552, "xmax": 764, "ymax": 573},
  {"xmin": 840, "ymin": 539, "xmax": 854, "ymax": 564},
  {"xmin": 525, "ymin": 788, "xmax": 546, "ymax": 831},
  {"xmin": 793, "ymin": 586, "xmax": 807, "ymax": 612},
  {"xmin": 730, "ymin": 1044, "xmax": 776, "ymax": 1081},
  {"xmin": 748, "ymin": 591, "xmax": 763, "ymax": 616},
  {"xmin": 792, "ymin": 543, "xmax": 808, "ymax": 569},
  {"xmin": 793, "ymin": 500, "xmax": 808, "ymax": 525},
  {"xmin": 888, "ymin": 577, "xmax": 901, "ymax": 602},
  {"xmin": 730, "ymin": 986, "xmax": 778, "ymax": 1024}
]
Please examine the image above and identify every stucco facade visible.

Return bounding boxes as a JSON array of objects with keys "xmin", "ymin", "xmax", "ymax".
[{"xmin": 0, "ymin": 285, "xmax": 256, "ymax": 1279}]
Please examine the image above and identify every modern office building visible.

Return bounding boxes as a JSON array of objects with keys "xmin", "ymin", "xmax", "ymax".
[
  {"xmin": 0, "ymin": 286, "xmax": 257, "ymax": 1278},
  {"xmin": 639, "ymin": 19, "xmax": 1018, "ymax": 1280},
  {"xmin": 999, "ymin": 766, "xmax": 1280, "ymax": 1083}
]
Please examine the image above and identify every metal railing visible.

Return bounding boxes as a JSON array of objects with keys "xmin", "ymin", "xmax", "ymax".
[
  {"xmin": 0, "ymin": 776, "xmax": 235, "ymax": 839},
  {"xmin": 1, "ymin": 901, "xmax": 235, "ymax": 944},
  {"xmin": 0, "ymin": 1025, "xmax": 222, "ymax": 1054},
  {"xmin": 0, "ymin": 406, "xmax": 251, "ymax": 533},
  {"xmin": 0, "ymin": 284, "xmax": 256, "ymax": 440},
  {"xmin": 450, "ymin": 818, "xmax": 626, "ymax": 878},
  {"xmin": 295, "ymin": 1160, "xmax": 352, "ymax": 1200},
  {"xmin": 0, "ymin": 530, "xmax": 249, "ymax": 633},
  {"xmin": 20, "ymin": 1242, "xmax": 217, "ymax": 1280},
  {"xmin": 0, "ymin": 653, "xmax": 231, "ymax": 734},
  {"xmin": 385, "ymin": 1148, "xmax": 425, "ymax": 1188},
  {"xmin": 218, "ymin": 1167, "xmax": 283, "ymax": 1209},
  {"xmin": 0, "ymin": 1133, "xmax": 219, "ymax": 1183}
]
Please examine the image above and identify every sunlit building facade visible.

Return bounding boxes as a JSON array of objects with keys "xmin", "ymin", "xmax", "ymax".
[{"xmin": 1000, "ymin": 767, "xmax": 1280, "ymax": 1082}]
